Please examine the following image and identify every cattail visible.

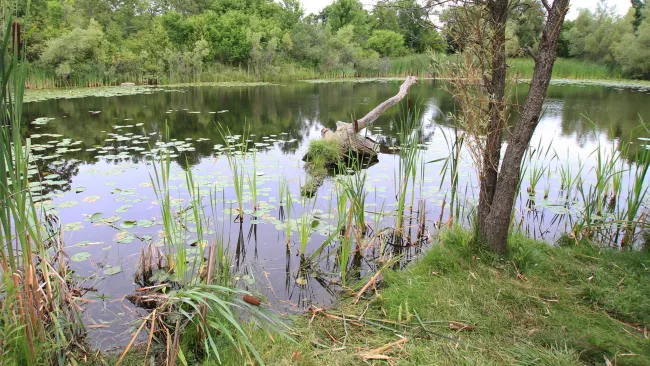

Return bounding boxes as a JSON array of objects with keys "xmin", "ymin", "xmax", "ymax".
[
  {"xmin": 12, "ymin": 21, "xmax": 22, "ymax": 56},
  {"xmin": 242, "ymin": 295, "xmax": 261, "ymax": 306}
]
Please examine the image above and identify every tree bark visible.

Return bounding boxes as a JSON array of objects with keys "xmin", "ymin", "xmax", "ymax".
[
  {"xmin": 477, "ymin": 0, "xmax": 509, "ymax": 243},
  {"xmin": 479, "ymin": 0, "xmax": 569, "ymax": 253}
]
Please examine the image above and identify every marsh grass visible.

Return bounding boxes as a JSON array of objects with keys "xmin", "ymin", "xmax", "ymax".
[
  {"xmin": 219, "ymin": 125, "xmax": 249, "ymax": 221},
  {"xmin": 1, "ymin": 13, "xmax": 88, "ymax": 365},
  {"xmin": 305, "ymin": 139, "xmax": 342, "ymax": 175},
  {"xmin": 220, "ymin": 228, "xmax": 650, "ymax": 365},
  {"xmin": 121, "ymin": 143, "xmax": 291, "ymax": 365},
  {"xmin": 393, "ymin": 107, "xmax": 422, "ymax": 235}
]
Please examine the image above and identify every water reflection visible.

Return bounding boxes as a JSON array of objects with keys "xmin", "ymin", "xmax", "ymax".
[{"xmin": 21, "ymin": 80, "xmax": 650, "ymax": 349}]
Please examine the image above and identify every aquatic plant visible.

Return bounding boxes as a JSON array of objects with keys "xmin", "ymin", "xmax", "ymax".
[
  {"xmin": 305, "ymin": 139, "xmax": 342, "ymax": 175},
  {"xmin": 339, "ymin": 164, "xmax": 369, "ymax": 236},
  {"xmin": 0, "ymin": 15, "xmax": 86, "ymax": 364},
  {"xmin": 394, "ymin": 105, "xmax": 422, "ymax": 234}
]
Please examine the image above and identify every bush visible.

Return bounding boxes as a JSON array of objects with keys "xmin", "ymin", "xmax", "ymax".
[{"xmin": 367, "ymin": 30, "xmax": 408, "ymax": 57}]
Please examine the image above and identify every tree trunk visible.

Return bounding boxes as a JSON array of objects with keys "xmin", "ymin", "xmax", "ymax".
[
  {"xmin": 477, "ymin": 0, "xmax": 509, "ymax": 243},
  {"xmin": 479, "ymin": 0, "xmax": 570, "ymax": 253}
]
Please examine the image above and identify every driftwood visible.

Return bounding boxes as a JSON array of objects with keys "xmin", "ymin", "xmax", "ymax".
[
  {"xmin": 300, "ymin": 76, "xmax": 417, "ymax": 196},
  {"xmin": 318, "ymin": 75, "xmax": 418, "ymax": 160}
]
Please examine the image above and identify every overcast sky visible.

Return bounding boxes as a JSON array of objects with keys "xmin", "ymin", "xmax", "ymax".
[{"xmin": 301, "ymin": 0, "xmax": 633, "ymax": 20}]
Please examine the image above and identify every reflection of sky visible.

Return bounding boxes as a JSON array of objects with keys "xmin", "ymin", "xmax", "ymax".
[{"xmin": 23, "ymin": 81, "xmax": 650, "ymax": 349}]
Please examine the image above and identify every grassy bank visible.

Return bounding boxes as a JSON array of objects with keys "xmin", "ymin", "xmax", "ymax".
[
  {"xmin": 25, "ymin": 55, "xmax": 632, "ymax": 90},
  {"xmin": 199, "ymin": 229, "xmax": 649, "ymax": 366}
]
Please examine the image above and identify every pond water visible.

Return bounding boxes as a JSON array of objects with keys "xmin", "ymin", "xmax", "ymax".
[{"xmin": 22, "ymin": 79, "xmax": 650, "ymax": 350}]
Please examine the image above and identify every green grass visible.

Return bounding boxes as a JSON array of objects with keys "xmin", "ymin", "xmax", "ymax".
[
  {"xmin": 305, "ymin": 139, "xmax": 342, "ymax": 174},
  {"xmin": 213, "ymin": 229, "xmax": 650, "ymax": 365},
  {"xmin": 508, "ymin": 58, "xmax": 623, "ymax": 80}
]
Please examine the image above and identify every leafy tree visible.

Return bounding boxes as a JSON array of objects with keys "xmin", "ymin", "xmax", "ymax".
[
  {"xmin": 289, "ymin": 21, "xmax": 329, "ymax": 67},
  {"xmin": 367, "ymin": 30, "xmax": 408, "ymax": 56},
  {"xmin": 40, "ymin": 19, "xmax": 109, "ymax": 78},
  {"xmin": 396, "ymin": 0, "xmax": 445, "ymax": 52},
  {"xmin": 565, "ymin": 2, "xmax": 626, "ymax": 64},
  {"xmin": 370, "ymin": 1, "xmax": 401, "ymax": 32},
  {"xmin": 555, "ymin": 20, "xmax": 574, "ymax": 58},
  {"xmin": 319, "ymin": 0, "xmax": 369, "ymax": 37},
  {"xmin": 614, "ymin": 6, "xmax": 650, "ymax": 78},
  {"xmin": 631, "ymin": 0, "xmax": 646, "ymax": 31}
]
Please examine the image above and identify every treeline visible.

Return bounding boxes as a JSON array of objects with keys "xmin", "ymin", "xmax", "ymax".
[
  {"xmin": 8, "ymin": 0, "xmax": 650, "ymax": 88},
  {"xmin": 11, "ymin": 0, "xmax": 445, "ymax": 87},
  {"xmin": 558, "ymin": 0, "xmax": 650, "ymax": 79}
]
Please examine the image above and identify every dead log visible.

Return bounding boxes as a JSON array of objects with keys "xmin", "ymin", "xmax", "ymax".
[{"xmin": 315, "ymin": 76, "xmax": 418, "ymax": 162}]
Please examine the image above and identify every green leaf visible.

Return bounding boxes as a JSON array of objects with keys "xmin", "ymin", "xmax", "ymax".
[
  {"xmin": 120, "ymin": 220, "xmax": 137, "ymax": 229},
  {"xmin": 71, "ymin": 252, "xmax": 91, "ymax": 262},
  {"xmin": 116, "ymin": 204, "xmax": 133, "ymax": 213},
  {"xmin": 90, "ymin": 212, "xmax": 104, "ymax": 223},
  {"xmin": 136, "ymin": 219, "xmax": 155, "ymax": 228},
  {"xmin": 75, "ymin": 187, "xmax": 86, "ymax": 193},
  {"xmin": 64, "ymin": 221, "xmax": 84, "ymax": 231},
  {"xmin": 104, "ymin": 266, "xmax": 122, "ymax": 275}
]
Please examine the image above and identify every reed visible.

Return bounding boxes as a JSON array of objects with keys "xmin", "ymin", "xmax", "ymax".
[
  {"xmin": 339, "ymin": 164, "xmax": 369, "ymax": 236},
  {"xmin": 1, "ymin": 14, "xmax": 86, "ymax": 364},
  {"xmin": 296, "ymin": 186, "xmax": 317, "ymax": 255},
  {"xmin": 393, "ymin": 105, "xmax": 422, "ymax": 233},
  {"xmin": 219, "ymin": 125, "xmax": 249, "ymax": 221}
]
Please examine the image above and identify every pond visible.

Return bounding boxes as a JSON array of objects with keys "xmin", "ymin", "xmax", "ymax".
[{"xmin": 22, "ymin": 79, "xmax": 650, "ymax": 350}]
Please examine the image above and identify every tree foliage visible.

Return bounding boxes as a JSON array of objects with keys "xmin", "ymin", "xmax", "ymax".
[{"xmin": 21, "ymin": 0, "xmax": 447, "ymax": 83}]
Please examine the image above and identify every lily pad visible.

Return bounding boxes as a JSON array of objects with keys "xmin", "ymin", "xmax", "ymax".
[
  {"xmin": 90, "ymin": 212, "xmax": 105, "ymax": 223},
  {"xmin": 120, "ymin": 220, "xmax": 137, "ymax": 229},
  {"xmin": 115, "ymin": 231, "xmax": 135, "ymax": 244},
  {"xmin": 71, "ymin": 252, "xmax": 91, "ymax": 262},
  {"xmin": 83, "ymin": 196, "xmax": 101, "ymax": 203},
  {"xmin": 64, "ymin": 222, "xmax": 84, "ymax": 231},
  {"xmin": 58, "ymin": 201, "xmax": 79, "ymax": 209},
  {"xmin": 75, "ymin": 187, "xmax": 86, "ymax": 193},
  {"xmin": 116, "ymin": 204, "xmax": 133, "ymax": 213},
  {"xmin": 104, "ymin": 266, "xmax": 122, "ymax": 275},
  {"xmin": 136, "ymin": 219, "xmax": 155, "ymax": 228}
]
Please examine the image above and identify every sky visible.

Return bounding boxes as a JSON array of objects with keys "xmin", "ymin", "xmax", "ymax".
[{"xmin": 300, "ymin": 0, "xmax": 633, "ymax": 20}]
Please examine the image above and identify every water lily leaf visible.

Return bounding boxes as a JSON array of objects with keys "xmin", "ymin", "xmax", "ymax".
[
  {"xmin": 116, "ymin": 204, "xmax": 133, "ymax": 213},
  {"xmin": 58, "ymin": 201, "xmax": 79, "ymax": 209},
  {"xmin": 104, "ymin": 266, "xmax": 122, "ymax": 275},
  {"xmin": 64, "ymin": 222, "xmax": 83, "ymax": 231},
  {"xmin": 120, "ymin": 220, "xmax": 137, "ymax": 229},
  {"xmin": 90, "ymin": 212, "xmax": 105, "ymax": 223},
  {"xmin": 136, "ymin": 219, "xmax": 155, "ymax": 228},
  {"xmin": 115, "ymin": 231, "xmax": 135, "ymax": 243},
  {"xmin": 32, "ymin": 117, "xmax": 55, "ymax": 125},
  {"xmin": 83, "ymin": 196, "xmax": 101, "ymax": 203},
  {"xmin": 103, "ymin": 215, "xmax": 121, "ymax": 224},
  {"xmin": 71, "ymin": 252, "xmax": 91, "ymax": 262},
  {"xmin": 141, "ymin": 235, "xmax": 153, "ymax": 241},
  {"xmin": 75, "ymin": 187, "xmax": 86, "ymax": 193}
]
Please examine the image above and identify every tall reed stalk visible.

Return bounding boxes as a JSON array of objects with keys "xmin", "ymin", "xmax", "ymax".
[{"xmin": 1, "ymin": 13, "xmax": 85, "ymax": 364}]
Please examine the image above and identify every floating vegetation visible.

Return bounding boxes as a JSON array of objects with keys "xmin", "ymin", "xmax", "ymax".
[{"xmin": 13, "ymin": 74, "xmax": 650, "ymax": 360}]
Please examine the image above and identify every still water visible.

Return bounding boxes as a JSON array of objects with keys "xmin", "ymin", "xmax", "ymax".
[{"xmin": 22, "ymin": 80, "xmax": 650, "ymax": 349}]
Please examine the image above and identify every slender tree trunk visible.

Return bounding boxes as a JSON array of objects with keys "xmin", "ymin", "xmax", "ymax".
[
  {"xmin": 477, "ymin": 0, "xmax": 509, "ymax": 241},
  {"xmin": 480, "ymin": 0, "xmax": 570, "ymax": 253}
]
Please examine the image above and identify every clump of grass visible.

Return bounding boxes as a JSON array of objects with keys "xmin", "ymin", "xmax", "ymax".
[
  {"xmin": 305, "ymin": 139, "xmax": 342, "ymax": 175},
  {"xmin": 222, "ymin": 228, "xmax": 650, "ymax": 365}
]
